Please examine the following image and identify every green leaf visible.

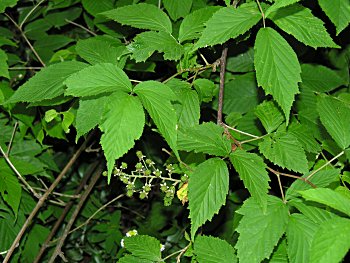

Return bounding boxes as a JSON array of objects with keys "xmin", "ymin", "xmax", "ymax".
[
  {"xmin": 255, "ymin": 27, "xmax": 301, "ymax": 123},
  {"xmin": 317, "ymin": 95, "xmax": 350, "ymax": 149},
  {"xmin": 44, "ymin": 7, "xmax": 82, "ymax": 28},
  {"xmin": 269, "ymin": 5, "xmax": 339, "ymax": 48},
  {"xmin": 134, "ymin": 81, "xmax": 178, "ymax": 156},
  {"xmin": 128, "ymin": 31, "xmax": 184, "ymax": 62},
  {"xmin": 288, "ymin": 122, "xmax": 321, "ymax": 153},
  {"xmin": 226, "ymin": 48, "xmax": 254, "ymax": 73},
  {"xmin": 270, "ymin": 239, "xmax": 288, "ymax": 263},
  {"xmin": 82, "ymin": 0, "xmax": 114, "ymax": 16},
  {"xmin": 318, "ymin": 0, "xmax": 350, "ymax": 35},
  {"xmin": 178, "ymin": 122, "xmax": 232, "ymax": 156},
  {"xmin": 310, "ymin": 217, "xmax": 350, "ymax": 263},
  {"xmin": 188, "ymin": 158, "xmax": 229, "ymax": 238},
  {"xmin": 102, "ymin": 3, "xmax": 172, "ymax": 33},
  {"xmin": 76, "ymin": 96, "xmax": 108, "ymax": 139},
  {"xmin": 196, "ymin": 3, "xmax": 261, "ymax": 48},
  {"xmin": 265, "ymin": 0, "xmax": 301, "ymax": 17},
  {"xmin": 0, "ymin": 49, "xmax": 9, "ymax": 79},
  {"xmin": 286, "ymin": 213, "xmax": 319, "ymax": 263},
  {"xmin": 259, "ymin": 132, "xmax": 308, "ymax": 173},
  {"xmin": 0, "ymin": 167, "xmax": 21, "ymax": 215},
  {"xmin": 163, "ymin": 0, "xmax": 192, "ymax": 21},
  {"xmin": 299, "ymin": 188, "xmax": 350, "ymax": 217},
  {"xmin": 301, "ymin": 64, "xmax": 346, "ymax": 93},
  {"xmin": 235, "ymin": 196, "xmax": 289, "ymax": 263},
  {"xmin": 0, "ymin": 0, "xmax": 18, "ymax": 13},
  {"xmin": 22, "ymin": 224, "xmax": 50, "ymax": 262},
  {"xmin": 178, "ymin": 6, "xmax": 220, "ymax": 43},
  {"xmin": 0, "ymin": 209, "xmax": 25, "ymax": 252},
  {"xmin": 6, "ymin": 61, "xmax": 88, "ymax": 103},
  {"xmin": 76, "ymin": 38, "xmax": 127, "ymax": 66},
  {"xmin": 100, "ymin": 93, "xmax": 145, "ymax": 181},
  {"xmin": 195, "ymin": 235, "xmax": 237, "ymax": 263},
  {"xmin": 193, "ymin": 79, "xmax": 216, "ymax": 103},
  {"xmin": 230, "ymin": 149, "xmax": 270, "ymax": 211},
  {"xmin": 255, "ymin": 101, "xmax": 284, "ymax": 133},
  {"xmin": 124, "ymin": 235, "xmax": 161, "ymax": 262},
  {"xmin": 118, "ymin": 255, "xmax": 153, "ymax": 263},
  {"xmin": 65, "ymin": 63, "xmax": 132, "ymax": 97}
]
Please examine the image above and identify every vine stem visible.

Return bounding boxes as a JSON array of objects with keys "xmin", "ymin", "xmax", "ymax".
[
  {"xmin": 217, "ymin": 45, "xmax": 228, "ymax": 124},
  {"xmin": 221, "ymin": 123, "xmax": 260, "ymax": 138},
  {"xmin": 65, "ymin": 19, "xmax": 97, "ymax": 36},
  {"xmin": 48, "ymin": 164, "xmax": 103, "ymax": 263},
  {"xmin": 306, "ymin": 151, "xmax": 344, "ymax": 180},
  {"xmin": 19, "ymin": 0, "xmax": 45, "ymax": 29},
  {"xmin": 2, "ymin": 132, "xmax": 95, "ymax": 263}
]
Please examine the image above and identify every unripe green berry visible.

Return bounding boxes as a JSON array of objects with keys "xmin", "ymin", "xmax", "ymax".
[
  {"xmin": 145, "ymin": 159, "xmax": 153, "ymax": 165},
  {"xmin": 160, "ymin": 184, "xmax": 168, "ymax": 192},
  {"xmin": 136, "ymin": 151, "xmax": 144, "ymax": 159},
  {"xmin": 144, "ymin": 169, "xmax": 151, "ymax": 176},
  {"xmin": 126, "ymin": 183, "xmax": 134, "ymax": 190},
  {"xmin": 139, "ymin": 191, "xmax": 147, "ymax": 199},
  {"xmin": 102, "ymin": 171, "xmax": 108, "ymax": 177},
  {"xmin": 164, "ymin": 197, "xmax": 172, "ymax": 206},
  {"xmin": 121, "ymin": 162, "xmax": 128, "ymax": 169},
  {"xmin": 144, "ymin": 184, "xmax": 151, "ymax": 192},
  {"xmin": 181, "ymin": 175, "xmax": 188, "ymax": 182},
  {"xmin": 126, "ymin": 190, "xmax": 133, "ymax": 197},
  {"xmin": 135, "ymin": 162, "xmax": 143, "ymax": 170}
]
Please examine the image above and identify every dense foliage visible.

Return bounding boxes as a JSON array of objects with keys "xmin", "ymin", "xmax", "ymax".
[{"xmin": 1, "ymin": 0, "xmax": 350, "ymax": 262}]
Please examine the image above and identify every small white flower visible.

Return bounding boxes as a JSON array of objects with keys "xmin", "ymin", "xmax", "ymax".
[
  {"xmin": 160, "ymin": 244, "xmax": 165, "ymax": 252},
  {"xmin": 126, "ymin": 229, "xmax": 138, "ymax": 237},
  {"xmin": 120, "ymin": 239, "xmax": 124, "ymax": 247}
]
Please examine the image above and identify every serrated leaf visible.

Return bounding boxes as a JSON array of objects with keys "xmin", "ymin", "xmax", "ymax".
[
  {"xmin": 287, "ymin": 213, "xmax": 319, "ymax": 263},
  {"xmin": 254, "ymin": 27, "xmax": 301, "ymax": 123},
  {"xmin": 286, "ymin": 169, "xmax": 339, "ymax": 200},
  {"xmin": 0, "ymin": 167, "xmax": 21, "ymax": 215},
  {"xmin": 102, "ymin": 3, "xmax": 172, "ymax": 33},
  {"xmin": 318, "ymin": 0, "xmax": 350, "ymax": 35},
  {"xmin": 230, "ymin": 149, "xmax": 270, "ymax": 211},
  {"xmin": 193, "ymin": 79, "xmax": 216, "ymax": 103},
  {"xmin": 259, "ymin": 132, "xmax": 308, "ymax": 173},
  {"xmin": 288, "ymin": 122, "xmax": 321, "ymax": 153},
  {"xmin": 65, "ymin": 63, "xmax": 131, "ymax": 97},
  {"xmin": 178, "ymin": 122, "xmax": 231, "ymax": 156},
  {"xmin": 310, "ymin": 217, "xmax": 350, "ymax": 263},
  {"xmin": 269, "ymin": 5, "xmax": 339, "ymax": 48},
  {"xmin": 100, "ymin": 93, "xmax": 144, "ymax": 181},
  {"xmin": 124, "ymin": 235, "xmax": 161, "ymax": 262},
  {"xmin": 6, "ymin": 61, "xmax": 88, "ymax": 103},
  {"xmin": 301, "ymin": 64, "xmax": 346, "ymax": 92},
  {"xmin": 299, "ymin": 188, "xmax": 350, "ymax": 216},
  {"xmin": 265, "ymin": 0, "xmax": 301, "ymax": 17},
  {"xmin": 226, "ymin": 47, "xmax": 254, "ymax": 73},
  {"xmin": 0, "ymin": 49, "xmax": 9, "ymax": 79},
  {"xmin": 235, "ymin": 196, "xmax": 289, "ymax": 263},
  {"xmin": 195, "ymin": 235, "xmax": 237, "ymax": 263},
  {"xmin": 118, "ymin": 255, "xmax": 153, "ymax": 263},
  {"xmin": 196, "ymin": 3, "xmax": 261, "ymax": 48},
  {"xmin": 163, "ymin": 0, "xmax": 192, "ymax": 21},
  {"xmin": 82, "ymin": 0, "xmax": 114, "ymax": 16},
  {"xmin": 178, "ymin": 6, "xmax": 220, "ymax": 43},
  {"xmin": 270, "ymin": 239, "xmax": 288, "ymax": 263},
  {"xmin": 128, "ymin": 31, "xmax": 184, "ymax": 62},
  {"xmin": 317, "ymin": 95, "xmax": 350, "ymax": 149},
  {"xmin": 255, "ymin": 101, "xmax": 285, "ymax": 133},
  {"xmin": 76, "ymin": 96, "xmax": 108, "ymax": 139},
  {"xmin": 134, "ymin": 81, "xmax": 178, "ymax": 156},
  {"xmin": 189, "ymin": 158, "xmax": 229, "ymax": 238},
  {"xmin": 0, "ymin": 209, "xmax": 25, "ymax": 252},
  {"xmin": 0, "ymin": 0, "xmax": 18, "ymax": 13}
]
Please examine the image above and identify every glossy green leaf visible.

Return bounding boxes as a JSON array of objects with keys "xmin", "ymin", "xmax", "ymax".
[
  {"xmin": 254, "ymin": 27, "xmax": 301, "ymax": 123},
  {"xmin": 318, "ymin": 0, "xmax": 350, "ymax": 35},
  {"xmin": 163, "ymin": 0, "xmax": 192, "ymax": 21},
  {"xmin": 255, "ymin": 101, "xmax": 284, "ymax": 133},
  {"xmin": 65, "ymin": 63, "xmax": 132, "ymax": 97},
  {"xmin": 196, "ymin": 3, "xmax": 261, "ymax": 48},
  {"xmin": 124, "ymin": 235, "xmax": 161, "ymax": 262},
  {"xmin": 102, "ymin": 3, "xmax": 172, "ymax": 33},
  {"xmin": 189, "ymin": 158, "xmax": 229, "ymax": 238},
  {"xmin": 235, "ymin": 196, "xmax": 289, "ymax": 263},
  {"xmin": 100, "ymin": 93, "xmax": 145, "ymax": 181}
]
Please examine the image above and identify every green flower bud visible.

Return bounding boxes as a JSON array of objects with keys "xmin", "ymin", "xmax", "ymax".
[
  {"xmin": 144, "ymin": 169, "xmax": 151, "ymax": 176},
  {"xmin": 102, "ymin": 171, "xmax": 108, "ymax": 177},
  {"xmin": 135, "ymin": 162, "xmax": 143, "ymax": 170},
  {"xmin": 126, "ymin": 183, "xmax": 134, "ymax": 190},
  {"xmin": 121, "ymin": 162, "xmax": 128, "ymax": 169},
  {"xmin": 126, "ymin": 190, "xmax": 133, "ymax": 197},
  {"xmin": 139, "ymin": 191, "xmax": 147, "ymax": 199}
]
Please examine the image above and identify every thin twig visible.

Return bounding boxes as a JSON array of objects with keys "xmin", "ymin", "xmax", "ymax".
[
  {"xmin": 255, "ymin": 0, "xmax": 266, "ymax": 28},
  {"xmin": 34, "ymin": 162, "xmax": 99, "ymax": 263},
  {"xmin": 19, "ymin": 0, "xmax": 46, "ymax": 29},
  {"xmin": 162, "ymin": 242, "xmax": 191, "ymax": 262},
  {"xmin": 6, "ymin": 121, "xmax": 18, "ymax": 156},
  {"xmin": 2, "ymin": 132, "xmax": 94, "ymax": 263},
  {"xmin": 31, "ymin": 187, "xmax": 81, "ymax": 199},
  {"xmin": 65, "ymin": 19, "xmax": 97, "ymax": 36},
  {"xmin": 5, "ymin": 13, "xmax": 46, "ymax": 67},
  {"xmin": 276, "ymin": 174, "xmax": 286, "ymax": 203},
  {"xmin": 9, "ymin": 67, "xmax": 43, "ymax": 70},
  {"xmin": 221, "ymin": 123, "xmax": 260, "ymax": 138},
  {"xmin": 163, "ymin": 64, "xmax": 215, "ymax": 83},
  {"xmin": 176, "ymin": 242, "xmax": 191, "ymax": 263},
  {"xmin": 217, "ymin": 45, "xmax": 228, "ymax": 124},
  {"xmin": 240, "ymin": 134, "xmax": 267, "ymax": 144},
  {"xmin": 268, "ymin": 167, "xmax": 317, "ymax": 189},
  {"xmin": 48, "ymin": 165, "xmax": 103, "ymax": 263},
  {"xmin": 306, "ymin": 151, "xmax": 344, "ymax": 180}
]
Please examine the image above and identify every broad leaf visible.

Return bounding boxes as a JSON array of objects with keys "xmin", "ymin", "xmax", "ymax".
[
  {"xmin": 195, "ymin": 235, "xmax": 237, "ymax": 263},
  {"xmin": 265, "ymin": 0, "xmax": 301, "ymax": 17},
  {"xmin": 128, "ymin": 31, "xmax": 184, "ymax": 62},
  {"xmin": 0, "ymin": 167, "xmax": 21, "ymax": 215},
  {"xmin": 178, "ymin": 122, "xmax": 231, "ymax": 156},
  {"xmin": 270, "ymin": 239, "xmax": 288, "ymax": 263},
  {"xmin": 318, "ymin": 0, "xmax": 350, "ymax": 35},
  {"xmin": 82, "ymin": 0, "xmax": 114, "ymax": 16},
  {"xmin": 189, "ymin": 158, "xmax": 229, "ymax": 238},
  {"xmin": 178, "ymin": 6, "xmax": 220, "ymax": 43},
  {"xmin": 134, "ymin": 81, "xmax": 178, "ymax": 156},
  {"xmin": 287, "ymin": 213, "xmax": 319, "ymax": 263},
  {"xmin": 259, "ymin": 132, "xmax": 308, "ymax": 173},
  {"xmin": 102, "ymin": 3, "xmax": 172, "ymax": 33},
  {"xmin": 255, "ymin": 101, "xmax": 284, "ymax": 133},
  {"xmin": 193, "ymin": 79, "xmax": 216, "ymax": 103},
  {"xmin": 301, "ymin": 64, "xmax": 346, "ymax": 93},
  {"xmin": 230, "ymin": 149, "xmax": 270, "ymax": 211},
  {"xmin": 270, "ymin": 5, "xmax": 339, "ymax": 48},
  {"xmin": 299, "ymin": 188, "xmax": 350, "ymax": 217},
  {"xmin": 196, "ymin": 3, "xmax": 261, "ymax": 48},
  {"xmin": 118, "ymin": 255, "xmax": 153, "ymax": 263},
  {"xmin": 310, "ymin": 217, "xmax": 350, "ymax": 263},
  {"xmin": 0, "ymin": 0, "xmax": 18, "ymax": 13},
  {"xmin": 100, "ymin": 93, "xmax": 145, "ymax": 181},
  {"xmin": 124, "ymin": 235, "xmax": 161, "ymax": 262},
  {"xmin": 288, "ymin": 122, "xmax": 321, "ymax": 153},
  {"xmin": 0, "ymin": 209, "xmax": 25, "ymax": 252},
  {"xmin": 7, "ymin": 61, "xmax": 88, "ymax": 103},
  {"xmin": 254, "ymin": 27, "xmax": 301, "ymax": 123},
  {"xmin": 226, "ymin": 48, "xmax": 254, "ymax": 73},
  {"xmin": 0, "ymin": 49, "xmax": 9, "ymax": 79},
  {"xmin": 317, "ymin": 94, "xmax": 350, "ymax": 149},
  {"xmin": 65, "ymin": 63, "xmax": 131, "ymax": 97},
  {"xmin": 163, "ymin": 0, "xmax": 192, "ymax": 21},
  {"xmin": 235, "ymin": 196, "xmax": 289, "ymax": 263}
]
